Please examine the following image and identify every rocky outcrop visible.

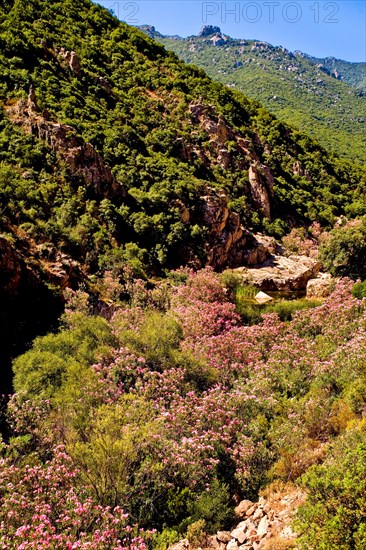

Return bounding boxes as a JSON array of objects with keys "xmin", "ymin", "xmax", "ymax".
[
  {"xmin": 56, "ymin": 47, "xmax": 81, "ymax": 77},
  {"xmin": 197, "ymin": 26, "xmax": 228, "ymax": 45},
  {"xmin": 190, "ymin": 104, "xmax": 235, "ymax": 148},
  {"xmin": 169, "ymin": 489, "xmax": 305, "ymax": 550},
  {"xmin": 242, "ymin": 234, "xmax": 278, "ymax": 266},
  {"xmin": 237, "ymin": 255, "xmax": 321, "ymax": 291},
  {"xmin": 306, "ymin": 273, "xmax": 335, "ymax": 298},
  {"xmin": 98, "ymin": 76, "xmax": 113, "ymax": 93},
  {"xmin": 248, "ymin": 163, "xmax": 273, "ymax": 219},
  {"xmin": 189, "ymin": 103, "xmax": 273, "ymax": 219},
  {"xmin": 172, "ymin": 199, "xmax": 191, "ymax": 224},
  {"xmin": 44, "ymin": 253, "xmax": 82, "ymax": 291},
  {"xmin": 174, "ymin": 188, "xmax": 274, "ymax": 270},
  {"xmin": 137, "ymin": 25, "xmax": 163, "ymax": 38},
  {"xmin": 210, "ymin": 34, "xmax": 228, "ymax": 47},
  {"xmin": 217, "ymin": 148, "xmax": 231, "ymax": 169},
  {"xmin": 6, "ymin": 89, "xmax": 123, "ymax": 198},
  {"xmin": 200, "ymin": 188, "xmax": 247, "ymax": 269},
  {"xmin": 198, "ymin": 25, "xmax": 222, "ymax": 37},
  {"xmin": 0, "ymin": 234, "xmax": 83, "ymax": 298}
]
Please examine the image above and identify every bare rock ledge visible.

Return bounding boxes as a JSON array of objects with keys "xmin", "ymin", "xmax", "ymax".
[{"xmin": 236, "ymin": 254, "xmax": 321, "ymax": 291}]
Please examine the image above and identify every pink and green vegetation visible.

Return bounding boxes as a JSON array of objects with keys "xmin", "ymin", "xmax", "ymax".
[{"xmin": 1, "ymin": 269, "xmax": 366, "ymax": 548}]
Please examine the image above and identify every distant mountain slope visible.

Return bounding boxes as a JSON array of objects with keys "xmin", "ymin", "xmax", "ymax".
[
  {"xmin": 142, "ymin": 26, "xmax": 366, "ymax": 165},
  {"xmin": 0, "ymin": 1, "xmax": 365, "ymax": 370},
  {"xmin": 2, "ymin": 3, "xmax": 365, "ymax": 277},
  {"xmin": 307, "ymin": 54, "xmax": 366, "ymax": 92}
]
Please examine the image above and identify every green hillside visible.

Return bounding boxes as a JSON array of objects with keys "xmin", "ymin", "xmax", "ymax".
[
  {"xmin": 1, "ymin": 3, "xmax": 366, "ymax": 548},
  {"xmin": 146, "ymin": 27, "xmax": 366, "ymax": 165},
  {"xmin": 0, "ymin": 2, "xmax": 365, "ymax": 378},
  {"xmin": 308, "ymin": 54, "xmax": 366, "ymax": 92},
  {"xmin": 1, "ymin": 5, "xmax": 365, "ymax": 280}
]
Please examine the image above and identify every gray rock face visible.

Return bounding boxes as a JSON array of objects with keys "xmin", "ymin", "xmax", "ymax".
[{"xmin": 198, "ymin": 25, "xmax": 221, "ymax": 37}]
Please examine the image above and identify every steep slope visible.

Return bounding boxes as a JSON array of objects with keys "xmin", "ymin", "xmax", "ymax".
[
  {"xmin": 144, "ymin": 26, "xmax": 366, "ymax": 165},
  {"xmin": 1, "ymin": 3, "xmax": 365, "ymax": 273},
  {"xmin": 0, "ymin": 0, "xmax": 366, "ymax": 387},
  {"xmin": 1, "ymin": 5, "xmax": 366, "ymax": 546}
]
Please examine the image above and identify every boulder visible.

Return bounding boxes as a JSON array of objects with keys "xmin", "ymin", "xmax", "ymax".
[
  {"xmin": 306, "ymin": 273, "xmax": 335, "ymax": 298},
  {"xmin": 255, "ymin": 291, "xmax": 273, "ymax": 304},
  {"xmin": 240, "ymin": 255, "xmax": 321, "ymax": 291},
  {"xmin": 234, "ymin": 500, "xmax": 254, "ymax": 518},
  {"xmin": 230, "ymin": 527, "xmax": 247, "ymax": 544},
  {"xmin": 245, "ymin": 505, "xmax": 257, "ymax": 517},
  {"xmin": 246, "ymin": 522, "xmax": 257, "ymax": 537},
  {"xmin": 216, "ymin": 531, "xmax": 232, "ymax": 543},
  {"xmin": 257, "ymin": 516, "xmax": 269, "ymax": 539},
  {"xmin": 252, "ymin": 507, "xmax": 265, "ymax": 520}
]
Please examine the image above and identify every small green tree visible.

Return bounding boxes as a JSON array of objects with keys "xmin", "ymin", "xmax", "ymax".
[{"xmin": 319, "ymin": 218, "xmax": 366, "ymax": 280}]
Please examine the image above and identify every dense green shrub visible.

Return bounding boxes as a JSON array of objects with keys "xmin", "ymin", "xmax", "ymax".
[
  {"xmin": 5, "ymin": 271, "xmax": 366, "ymax": 546},
  {"xmin": 352, "ymin": 280, "xmax": 366, "ymax": 299},
  {"xmin": 296, "ymin": 428, "xmax": 366, "ymax": 549},
  {"xmin": 319, "ymin": 218, "xmax": 366, "ymax": 279}
]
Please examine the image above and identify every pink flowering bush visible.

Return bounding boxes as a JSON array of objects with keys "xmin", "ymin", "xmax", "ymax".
[
  {"xmin": 4, "ymin": 268, "xmax": 366, "ymax": 543},
  {"xmin": 0, "ymin": 446, "xmax": 148, "ymax": 549}
]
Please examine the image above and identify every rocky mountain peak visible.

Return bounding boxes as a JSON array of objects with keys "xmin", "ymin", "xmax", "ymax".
[
  {"xmin": 198, "ymin": 25, "xmax": 221, "ymax": 37},
  {"xmin": 136, "ymin": 24, "xmax": 162, "ymax": 38}
]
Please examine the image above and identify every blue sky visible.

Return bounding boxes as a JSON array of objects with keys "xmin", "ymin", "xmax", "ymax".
[{"xmin": 98, "ymin": 0, "xmax": 366, "ymax": 62}]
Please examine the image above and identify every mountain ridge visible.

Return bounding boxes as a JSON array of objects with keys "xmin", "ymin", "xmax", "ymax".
[{"xmin": 139, "ymin": 25, "xmax": 366, "ymax": 164}]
